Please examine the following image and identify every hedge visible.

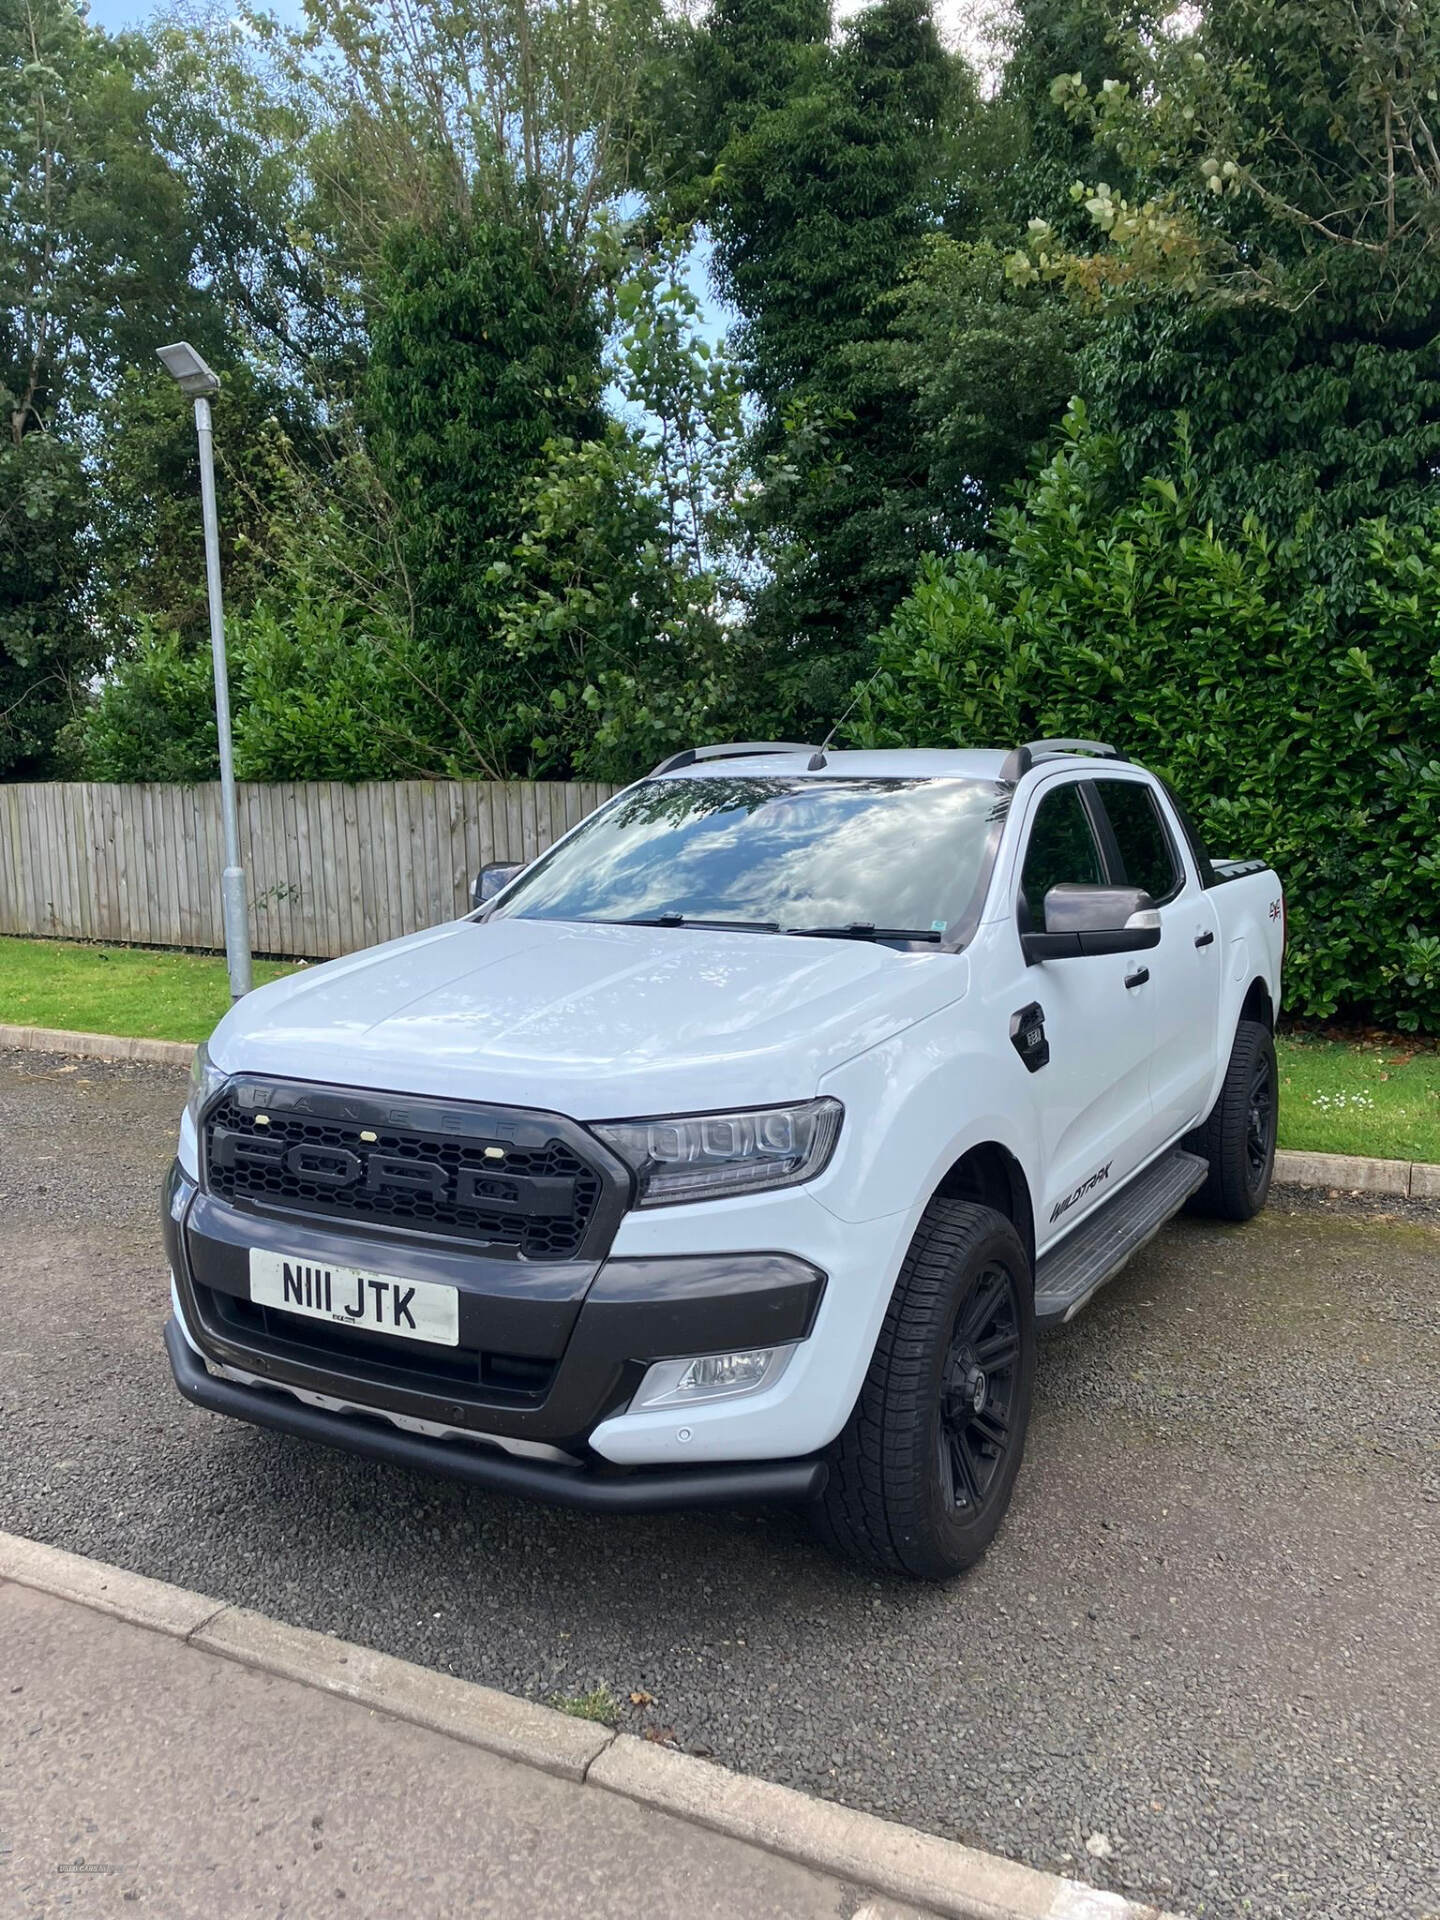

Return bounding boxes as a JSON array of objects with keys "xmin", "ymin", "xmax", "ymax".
[{"xmin": 853, "ymin": 408, "xmax": 1440, "ymax": 1031}]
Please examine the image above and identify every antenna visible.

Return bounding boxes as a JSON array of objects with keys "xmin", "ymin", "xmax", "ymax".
[
  {"xmin": 807, "ymin": 657, "xmax": 889, "ymax": 770},
  {"xmin": 807, "ymin": 728, "xmax": 836, "ymax": 772}
]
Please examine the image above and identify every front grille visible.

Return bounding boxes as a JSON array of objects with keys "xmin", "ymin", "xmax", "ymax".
[{"xmin": 204, "ymin": 1090, "xmax": 605, "ymax": 1260}]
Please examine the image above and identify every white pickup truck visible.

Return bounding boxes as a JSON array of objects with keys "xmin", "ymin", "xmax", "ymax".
[{"xmin": 164, "ymin": 740, "xmax": 1284, "ymax": 1578}]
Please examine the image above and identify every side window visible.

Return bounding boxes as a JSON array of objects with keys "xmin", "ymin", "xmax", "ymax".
[
  {"xmin": 1096, "ymin": 781, "xmax": 1183, "ymax": 903},
  {"xmin": 1019, "ymin": 783, "xmax": 1104, "ymax": 929}
]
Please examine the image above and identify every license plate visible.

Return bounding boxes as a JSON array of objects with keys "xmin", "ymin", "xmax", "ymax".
[{"xmin": 248, "ymin": 1250, "xmax": 459, "ymax": 1347}]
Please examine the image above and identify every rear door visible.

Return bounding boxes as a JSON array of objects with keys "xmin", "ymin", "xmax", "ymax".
[
  {"xmin": 1092, "ymin": 777, "xmax": 1221, "ymax": 1148},
  {"xmin": 1013, "ymin": 778, "xmax": 1158, "ymax": 1247}
]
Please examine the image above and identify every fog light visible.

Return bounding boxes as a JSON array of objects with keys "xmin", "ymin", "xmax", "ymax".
[{"xmin": 631, "ymin": 1343, "xmax": 797, "ymax": 1412}]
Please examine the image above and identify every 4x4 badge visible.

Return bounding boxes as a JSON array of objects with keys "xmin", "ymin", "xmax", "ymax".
[{"xmin": 1009, "ymin": 1002, "xmax": 1049, "ymax": 1073}]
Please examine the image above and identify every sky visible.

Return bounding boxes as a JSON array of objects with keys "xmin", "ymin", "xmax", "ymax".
[{"xmin": 85, "ymin": 0, "xmax": 1001, "ymax": 61}]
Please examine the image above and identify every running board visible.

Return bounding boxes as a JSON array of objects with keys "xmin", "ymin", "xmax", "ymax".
[{"xmin": 1034, "ymin": 1148, "xmax": 1208, "ymax": 1327}]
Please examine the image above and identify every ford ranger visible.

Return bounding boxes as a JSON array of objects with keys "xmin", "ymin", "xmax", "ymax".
[{"xmin": 164, "ymin": 739, "xmax": 1284, "ymax": 1578}]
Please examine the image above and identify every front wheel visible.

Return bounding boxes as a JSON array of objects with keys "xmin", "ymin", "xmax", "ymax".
[
  {"xmin": 814, "ymin": 1201, "xmax": 1036, "ymax": 1580},
  {"xmin": 1186, "ymin": 1017, "xmax": 1278, "ymax": 1221}
]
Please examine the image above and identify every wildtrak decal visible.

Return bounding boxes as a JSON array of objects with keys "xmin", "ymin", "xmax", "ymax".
[{"xmin": 1050, "ymin": 1160, "xmax": 1113, "ymax": 1224}]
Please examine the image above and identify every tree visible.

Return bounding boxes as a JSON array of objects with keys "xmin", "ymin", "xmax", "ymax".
[
  {"xmin": 0, "ymin": 431, "xmax": 88, "ymax": 775},
  {"xmin": 691, "ymin": 0, "xmax": 960, "ymax": 719},
  {"xmin": 1004, "ymin": 0, "xmax": 1440, "ymax": 601},
  {"xmin": 94, "ymin": 367, "xmax": 320, "ymax": 648},
  {"xmin": 0, "ymin": 0, "xmax": 222, "ymax": 770},
  {"xmin": 851, "ymin": 235, "xmax": 1085, "ymax": 557},
  {"xmin": 491, "ymin": 237, "xmax": 770, "ymax": 778},
  {"xmin": 1, "ymin": 0, "xmax": 332, "ymax": 771},
  {"xmin": 364, "ymin": 214, "xmax": 605, "ymax": 769},
  {"xmin": 294, "ymin": 0, "xmax": 672, "ymax": 279},
  {"xmin": 0, "ymin": 0, "xmax": 225, "ymax": 430}
]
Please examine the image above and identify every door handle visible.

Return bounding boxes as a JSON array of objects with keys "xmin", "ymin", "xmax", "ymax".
[
  {"xmin": 1125, "ymin": 967, "xmax": 1150, "ymax": 989},
  {"xmin": 1194, "ymin": 930, "xmax": 1215, "ymax": 949}
]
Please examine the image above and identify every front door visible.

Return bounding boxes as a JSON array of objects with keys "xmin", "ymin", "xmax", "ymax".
[
  {"xmin": 1092, "ymin": 777, "xmax": 1223, "ymax": 1147},
  {"xmin": 1013, "ymin": 778, "xmax": 1158, "ymax": 1250}
]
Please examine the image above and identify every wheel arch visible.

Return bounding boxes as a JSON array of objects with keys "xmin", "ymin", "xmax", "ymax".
[
  {"xmin": 1240, "ymin": 977, "xmax": 1274, "ymax": 1031},
  {"xmin": 932, "ymin": 1142, "xmax": 1035, "ymax": 1269}
]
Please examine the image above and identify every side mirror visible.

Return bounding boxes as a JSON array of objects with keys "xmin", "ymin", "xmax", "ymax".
[
  {"xmin": 1022, "ymin": 884, "xmax": 1161, "ymax": 964},
  {"xmin": 472, "ymin": 862, "xmax": 524, "ymax": 910}
]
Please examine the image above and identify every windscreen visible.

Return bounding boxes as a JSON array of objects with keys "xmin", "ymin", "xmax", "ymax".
[{"xmin": 488, "ymin": 775, "xmax": 1007, "ymax": 941}]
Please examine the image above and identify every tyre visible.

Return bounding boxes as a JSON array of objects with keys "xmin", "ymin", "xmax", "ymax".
[
  {"xmin": 1185, "ymin": 1018, "xmax": 1278, "ymax": 1221},
  {"xmin": 814, "ymin": 1200, "xmax": 1036, "ymax": 1580}
]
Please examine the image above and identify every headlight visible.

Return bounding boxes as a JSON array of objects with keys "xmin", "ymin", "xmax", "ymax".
[
  {"xmin": 590, "ymin": 1098, "xmax": 842, "ymax": 1207},
  {"xmin": 185, "ymin": 1040, "xmax": 229, "ymax": 1129}
]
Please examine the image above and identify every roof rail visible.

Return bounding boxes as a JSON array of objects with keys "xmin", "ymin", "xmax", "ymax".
[
  {"xmin": 649, "ymin": 741, "xmax": 818, "ymax": 777},
  {"xmin": 999, "ymin": 738, "xmax": 1126, "ymax": 782}
]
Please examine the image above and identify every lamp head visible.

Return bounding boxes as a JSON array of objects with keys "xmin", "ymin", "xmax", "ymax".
[{"xmin": 156, "ymin": 341, "xmax": 221, "ymax": 399}]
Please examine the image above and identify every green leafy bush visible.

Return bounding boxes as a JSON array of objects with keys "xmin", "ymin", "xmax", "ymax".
[
  {"xmin": 74, "ymin": 592, "xmax": 479, "ymax": 785},
  {"xmin": 230, "ymin": 595, "xmax": 471, "ymax": 782},
  {"xmin": 71, "ymin": 429, "xmax": 497, "ymax": 784},
  {"xmin": 67, "ymin": 622, "xmax": 221, "ymax": 783},
  {"xmin": 853, "ymin": 406, "xmax": 1440, "ymax": 1031}
]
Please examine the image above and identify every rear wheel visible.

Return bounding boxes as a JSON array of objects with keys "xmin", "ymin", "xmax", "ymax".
[
  {"xmin": 814, "ymin": 1201, "xmax": 1035, "ymax": 1580},
  {"xmin": 1186, "ymin": 1018, "xmax": 1277, "ymax": 1221}
]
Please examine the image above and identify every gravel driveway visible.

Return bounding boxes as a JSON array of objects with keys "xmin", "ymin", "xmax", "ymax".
[{"xmin": 2, "ymin": 1048, "xmax": 1437, "ymax": 1920}]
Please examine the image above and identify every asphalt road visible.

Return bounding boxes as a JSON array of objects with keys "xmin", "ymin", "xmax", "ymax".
[{"xmin": 2, "ymin": 1048, "xmax": 1437, "ymax": 1920}]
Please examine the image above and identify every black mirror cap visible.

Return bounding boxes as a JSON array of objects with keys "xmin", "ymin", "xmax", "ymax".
[
  {"xmin": 1022, "ymin": 884, "xmax": 1161, "ymax": 964},
  {"xmin": 472, "ymin": 862, "xmax": 525, "ymax": 910},
  {"xmin": 1044, "ymin": 883, "xmax": 1153, "ymax": 932}
]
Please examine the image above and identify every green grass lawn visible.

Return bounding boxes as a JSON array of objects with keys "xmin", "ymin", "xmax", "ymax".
[
  {"xmin": 0, "ymin": 936, "xmax": 299, "ymax": 1044},
  {"xmin": 1, "ymin": 936, "xmax": 1437, "ymax": 1163},
  {"xmin": 1275, "ymin": 1032, "xmax": 1439, "ymax": 1164}
]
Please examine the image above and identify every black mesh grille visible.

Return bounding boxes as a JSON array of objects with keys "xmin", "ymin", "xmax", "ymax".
[{"xmin": 204, "ymin": 1094, "xmax": 603, "ymax": 1260}]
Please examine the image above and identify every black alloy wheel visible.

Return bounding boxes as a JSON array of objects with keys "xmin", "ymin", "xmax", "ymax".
[
  {"xmin": 938, "ymin": 1261, "xmax": 1023, "ymax": 1516},
  {"xmin": 1186, "ymin": 1017, "xmax": 1278, "ymax": 1221},
  {"xmin": 1245, "ymin": 1047, "xmax": 1277, "ymax": 1192},
  {"xmin": 816, "ymin": 1200, "xmax": 1036, "ymax": 1579}
]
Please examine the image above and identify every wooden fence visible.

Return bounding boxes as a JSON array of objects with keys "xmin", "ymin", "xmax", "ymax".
[{"xmin": 0, "ymin": 781, "xmax": 616, "ymax": 960}]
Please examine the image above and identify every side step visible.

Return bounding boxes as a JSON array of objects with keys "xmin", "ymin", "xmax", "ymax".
[{"xmin": 1034, "ymin": 1148, "xmax": 1208, "ymax": 1327}]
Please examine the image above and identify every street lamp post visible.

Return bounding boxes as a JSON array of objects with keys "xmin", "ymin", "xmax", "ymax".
[{"xmin": 157, "ymin": 341, "xmax": 252, "ymax": 999}]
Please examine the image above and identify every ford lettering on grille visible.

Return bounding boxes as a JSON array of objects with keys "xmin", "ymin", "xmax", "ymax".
[
  {"xmin": 203, "ymin": 1090, "xmax": 603, "ymax": 1258},
  {"xmin": 210, "ymin": 1128, "xmax": 576, "ymax": 1216}
]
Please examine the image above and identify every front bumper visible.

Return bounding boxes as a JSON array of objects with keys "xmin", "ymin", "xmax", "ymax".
[
  {"xmin": 164, "ymin": 1318, "xmax": 828, "ymax": 1511},
  {"xmin": 165, "ymin": 1162, "xmax": 839, "ymax": 1489}
]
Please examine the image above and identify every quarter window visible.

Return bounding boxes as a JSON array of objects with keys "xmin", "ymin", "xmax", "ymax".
[
  {"xmin": 1097, "ymin": 781, "xmax": 1183, "ymax": 903},
  {"xmin": 1019, "ymin": 784, "xmax": 1103, "ymax": 929}
]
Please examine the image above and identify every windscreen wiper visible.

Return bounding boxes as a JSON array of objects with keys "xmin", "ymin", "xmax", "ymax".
[
  {"xmin": 620, "ymin": 914, "xmax": 781, "ymax": 933},
  {"xmin": 786, "ymin": 923, "xmax": 944, "ymax": 944}
]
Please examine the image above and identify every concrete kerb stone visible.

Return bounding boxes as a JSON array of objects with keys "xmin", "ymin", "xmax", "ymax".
[
  {"xmin": 1273, "ymin": 1148, "xmax": 1415, "ymax": 1197},
  {"xmin": 192, "ymin": 1604, "xmax": 614, "ymax": 1784},
  {"xmin": 0, "ymin": 1532, "xmax": 224, "ymax": 1639},
  {"xmin": 0, "ymin": 1022, "xmax": 195, "ymax": 1067},
  {"xmin": 586, "ymin": 1735, "xmax": 1180, "ymax": 1920}
]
